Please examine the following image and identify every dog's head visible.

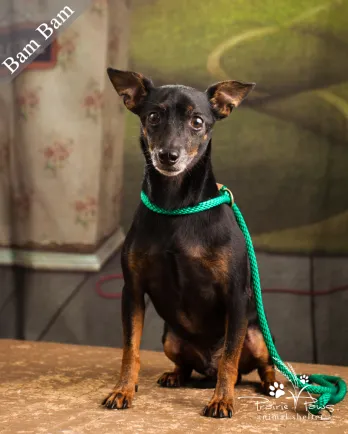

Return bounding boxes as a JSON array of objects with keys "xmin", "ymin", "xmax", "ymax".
[{"xmin": 107, "ymin": 68, "xmax": 255, "ymax": 177}]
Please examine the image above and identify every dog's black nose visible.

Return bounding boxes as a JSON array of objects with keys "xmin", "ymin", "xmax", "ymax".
[{"xmin": 158, "ymin": 149, "xmax": 179, "ymax": 166}]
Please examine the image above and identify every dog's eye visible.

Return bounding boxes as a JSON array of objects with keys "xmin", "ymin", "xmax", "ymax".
[
  {"xmin": 190, "ymin": 116, "xmax": 204, "ymax": 130},
  {"xmin": 148, "ymin": 112, "xmax": 160, "ymax": 125}
]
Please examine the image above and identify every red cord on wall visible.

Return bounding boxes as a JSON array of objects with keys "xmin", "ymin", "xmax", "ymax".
[
  {"xmin": 95, "ymin": 274, "xmax": 123, "ymax": 299},
  {"xmin": 95, "ymin": 274, "xmax": 348, "ymax": 299}
]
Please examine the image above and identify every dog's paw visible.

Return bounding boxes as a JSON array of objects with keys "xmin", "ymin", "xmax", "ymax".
[
  {"xmin": 102, "ymin": 388, "xmax": 134, "ymax": 410},
  {"xmin": 202, "ymin": 398, "xmax": 234, "ymax": 418},
  {"xmin": 157, "ymin": 371, "xmax": 183, "ymax": 388},
  {"xmin": 268, "ymin": 381, "xmax": 285, "ymax": 398}
]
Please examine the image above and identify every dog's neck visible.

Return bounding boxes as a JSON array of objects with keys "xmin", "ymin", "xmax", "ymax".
[{"xmin": 141, "ymin": 139, "xmax": 218, "ymax": 210}]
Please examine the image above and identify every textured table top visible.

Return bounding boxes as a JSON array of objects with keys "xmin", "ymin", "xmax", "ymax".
[{"xmin": 0, "ymin": 339, "xmax": 347, "ymax": 433}]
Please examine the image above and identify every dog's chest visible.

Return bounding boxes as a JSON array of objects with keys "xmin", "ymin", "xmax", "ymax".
[
  {"xmin": 127, "ymin": 241, "xmax": 231, "ymax": 288},
  {"xmin": 125, "ymin": 241, "xmax": 231, "ymax": 334}
]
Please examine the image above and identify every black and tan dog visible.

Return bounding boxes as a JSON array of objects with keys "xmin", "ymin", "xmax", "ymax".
[{"xmin": 102, "ymin": 68, "xmax": 276, "ymax": 418}]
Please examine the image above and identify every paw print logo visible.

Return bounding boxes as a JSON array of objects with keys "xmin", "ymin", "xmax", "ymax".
[
  {"xmin": 300, "ymin": 374, "xmax": 309, "ymax": 384},
  {"xmin": 269, "ymin": 382, "xmax": 285, "ymax": 398}
]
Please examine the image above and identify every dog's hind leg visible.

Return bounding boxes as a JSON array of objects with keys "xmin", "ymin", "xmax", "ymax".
[
  {"xmin": 158, "ymin": 325, "xmax": 202, "ymax": 388},
  {"xmin": 243, "ymin": 326, "xmax": 276, "ymax": 395},
  {"xmin": 257, "ymin": 353, "xmax": 277, "ymax": 396}
]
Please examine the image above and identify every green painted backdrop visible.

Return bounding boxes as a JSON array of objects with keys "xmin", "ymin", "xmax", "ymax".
[{"xmin": 122, "ymin": 0, "xmax": 348, "ymax": 255}]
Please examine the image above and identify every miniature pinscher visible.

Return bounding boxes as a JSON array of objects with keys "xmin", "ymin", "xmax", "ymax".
[{"xmin": 102, "ymin": 68, "xmax": 276, "ymax": 418}]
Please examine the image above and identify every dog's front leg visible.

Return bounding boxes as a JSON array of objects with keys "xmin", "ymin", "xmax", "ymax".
[
  {"xmin": 103, "ymin": 286, "xmax": 145, "ymax": 409},
  {"xmin": 203, "ymin": 293, "xmax": 248, "ymax": 418}
]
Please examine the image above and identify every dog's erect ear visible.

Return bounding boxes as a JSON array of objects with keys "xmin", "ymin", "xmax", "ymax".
[
  {"xmin": 107, "ymin": 68, "xmax": 153, "ymax": 112},
  {"xmin": 206, "ymin": 80, "xmax": 255, "ymax": 119}
]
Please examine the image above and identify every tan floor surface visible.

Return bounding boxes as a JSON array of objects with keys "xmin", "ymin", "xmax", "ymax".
[{"xmin": 0, "ymin": 339, "xmax": 347, "ymax": 433}]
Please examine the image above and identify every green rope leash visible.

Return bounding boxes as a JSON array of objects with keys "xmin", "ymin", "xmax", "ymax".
[
  {"xmin": 231, "ymin": 199, "xmax": 347, "ymax": 415},
  {"xmin": 141, "ymin": 186, "xmax": 347, "ymax": 415}
]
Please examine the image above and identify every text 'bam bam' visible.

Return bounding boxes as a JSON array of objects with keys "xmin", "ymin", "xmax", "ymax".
[{"xmin": 2, "ymin": 6, "xmax": 75, "ymax": 74}]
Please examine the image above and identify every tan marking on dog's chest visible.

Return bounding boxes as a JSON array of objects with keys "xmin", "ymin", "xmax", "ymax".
[{"xmin": 186, "ymin": 245, "xmax": 231, "ymax": 282}]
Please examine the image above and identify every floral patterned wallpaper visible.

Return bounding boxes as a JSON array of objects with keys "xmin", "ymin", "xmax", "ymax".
[{"xmin": 0, "ymin": 0, "xmax": 129, "ymax": 250}]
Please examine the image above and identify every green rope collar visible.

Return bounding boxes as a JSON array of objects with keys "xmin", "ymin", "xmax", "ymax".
[
  {"xmin": 141, "ymin": 185, "xmax": 347, "ymax": 416},
  {"xmin": 140, "ymin": 185, "xmax": 233, "ymax": 215}
]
